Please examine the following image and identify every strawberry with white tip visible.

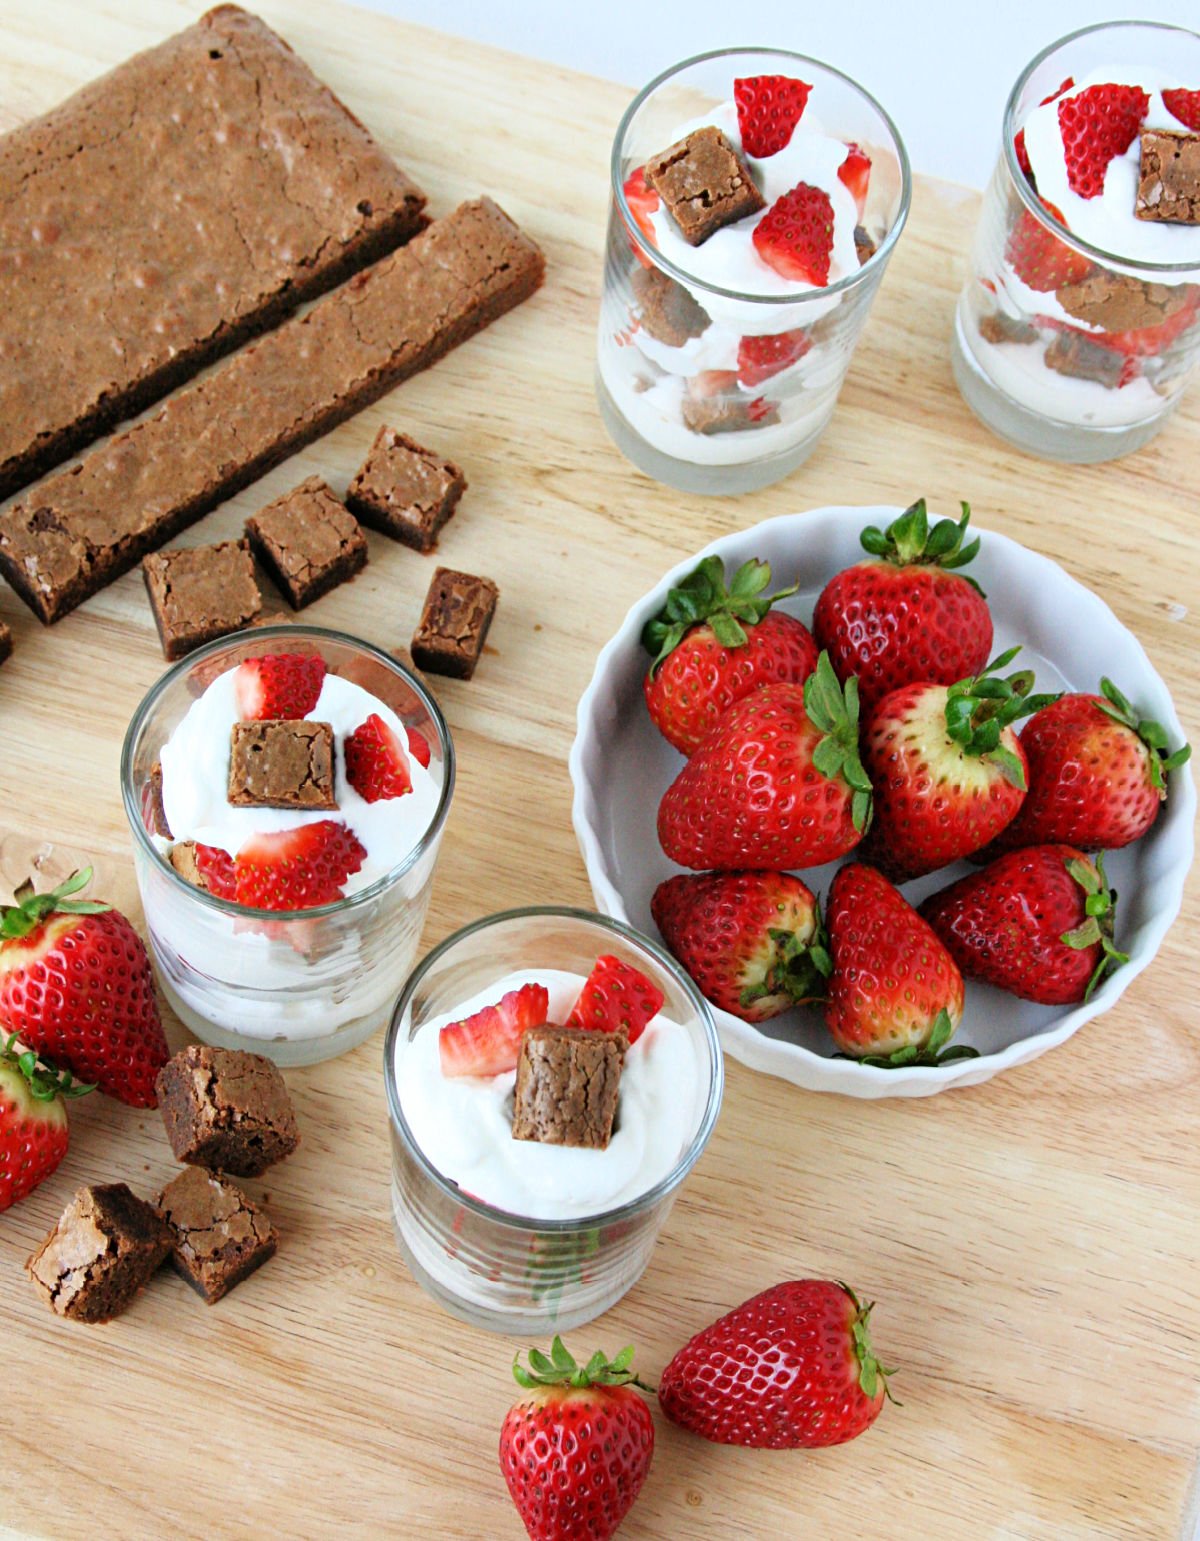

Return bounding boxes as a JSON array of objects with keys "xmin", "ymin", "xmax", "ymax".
[
  {"xmin": 0, "ymin": 1033, "xmax": 92, "ymax": 1212},
  {"xmin": 234, "ymin": 653, "xmax": 327, "ymax": 720}
]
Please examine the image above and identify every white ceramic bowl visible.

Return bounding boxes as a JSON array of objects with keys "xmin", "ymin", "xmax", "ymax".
[{"xmin": 570, "ymin": 506, "xmax": 1195, "ymax": 1098}]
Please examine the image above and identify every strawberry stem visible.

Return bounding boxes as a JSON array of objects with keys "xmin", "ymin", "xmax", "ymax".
[
  {"xmin": 642, "ymin": 556, "xmax": 798, "ymax": 676},
  {"xmin": 804, "ymin": 653, "xmax": 873, "ymax": 832},
  {"xmin": 741, "ymin": 912, "xmax": 833, "ymax": 1010},
  {"xmin": 839, "ymin": 1283, "xmax": 901, "ymax": 1406},
  {"xmin": 513, "ymin": 1337, "xmax": 654, "ymax": 1394},
  {"xmin": 1094, "ymin": 677, "xmax": 1191, "ymax": 796},
  {"xmin": 0, "ymin": 867, "xmax": 110, "ymax": 941},
  {"xmin": 1061, "ymin": 852, "xmax": 1128, "ymax": 1000},
  {"xmin": 943, "ymin": 648, "xmax": 1060, "ymax": 789},
  {"xmin": 859, "ymin": 499, "xmax": 985, "ymax": 595},
  {"xmin": 1, "ymin": 1032, "xmax": 95, "ymax": 1101}
]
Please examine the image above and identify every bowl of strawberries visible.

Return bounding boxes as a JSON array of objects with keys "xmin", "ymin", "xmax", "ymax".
[{"xmin": 570, "ymin": 501, "xmax": 1194, "ymax": 1096}]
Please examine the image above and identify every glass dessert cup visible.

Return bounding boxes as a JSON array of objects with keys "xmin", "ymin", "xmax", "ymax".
[
  {"xmin": 383, "ymin": 908, "xmax": 723, "ymax": 1335},
  {"xmin": 121, "ymin": 625, "xmax": 454, "ymax": 1068},
  {"xmin": 596, "ymin": 46, "xmax": 911, "ymax": 496},
  {"xmin": 952, "ymin": 21, "xmax": 1200, "ymax": 464}
]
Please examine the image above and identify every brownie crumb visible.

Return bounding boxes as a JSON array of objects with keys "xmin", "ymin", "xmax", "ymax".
[
  {"xmin": 227, "ymin": 720, "xmax": 337, "ymax": 811},
  {"xmin": 245, "ymin": 478, "xmax": 368, "ymax": 609},
  {"xmin": 645, "ymin": 127, "xmax": 765, "ymax": 246},
  {"xmin": 26, "ymin": 1183, "xmax": 172, "ymax": 1323},
  {"xmin": 347, "ymin": 427, "xmax": 467, "ymax": 552},
  {"xmin": 144, "ymin": 763, "xmax": 172, "ymax": 839},
  {"xmin": 157, "ymin": 1166, "xmax": 277, "ymax": 1305},
  {"xmin": 143, "ymin": 541, "xmax": 262, "ymax": 661},
  {"xmin": 854, "ymin": 225, "xmax": 879, "ymax": 265},
  {"xmin": 156, "ymin": 1045, "xmax": 299, "ymax": 1177},
  {"xmin": 411, "ymin": 567, "xmax": 498, "ymax": 681},
  {"xmin": 512, "ymin": 1026, "xmax": 626, "ymax": 1150},
  {"xmin": 1136, "ymin": 128, "xmax": 1200, "ymax": 225}
]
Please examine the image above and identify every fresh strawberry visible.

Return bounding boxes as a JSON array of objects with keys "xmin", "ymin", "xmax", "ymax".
[
  {"xmin": 0, "ymin": 1033, "xmax": 92, "ymax": 1212},
  {"xmin": 651, "ymin": 871, "xmax": 829, "ymax": 1023},
  {"xmin": 565, "ymin": 956, "xmax": 663, "ymax": 1045},
  {"xmin": 660, "ymin": 1280, "xmax": 894, "ymax": 1447},
  {"xmin": 1014, "ymin": 77, "xmax": 1075, "ymax": 186},
  {"xmin": 734, "ymin": 74, "xmax": 812, "ymax": 158},
  {"xmin": 1006, "ymin": 200, "xmax": 1093, "ymax": 291},
  {"xmin": 622, "ymin": 167, "xmax": 659, "ymax": 266},
  {"xmin": 234, "ymin": 821, "xmax": 367, "ymax": 911},
  {"xmin": 824, "ymin": 864, "xmax": 966, "ymax": 1063},
  {"xmin": 234, "ymin": 653, "xmax": 327, "ymax": 721},
  {"xmin": 838, "ymin": 143, "xmax": 871, "ymax": 219},
  {"xmin": 752, "ymin": 182, "xmax": 835, "ymax": 287},
  {"xmin": 438, "ymin": 981, "xmax": 549, "ymax": 1078},
  {"xmin": 406, "ymin": 726, "xmax": 432, "ymax": 768},
  {"xmin": 642, "ymin": 555, "xmax": 816, "ymax": 755},
  {"xmin": 812, "ymin": 500, "xmax": 994, "ymax": 713},
  {"xmin": 736, "ymin": 329, "xmax": 812, "ymax": 387},
  {"xmin": 920, "ymin": 845, "xmax": 1126, "ymax": 1005},
  {"xmin": 985, "ymin": 678, "xmax": 1190, "ymax": 854},
  {"xmin": 0, "ymin": 869, "xmax": 167, "ymax": 1107},
  {"xmin": 194, "ymin": 843, "xmax": 237, "ymax": 900},
  {"xmin": 1058, "ymin": 83, "xmax": 1149, "ymax": 199},
  {"xmin": 657, "ymin": 655, "xmax": 872, "ymax": 871},
  {"xmin": 500, "ymin": 1338, "xmax": 654, "ymax": 1541},
  {"xmin": 344, "ymin": 713, "xmax": 413, "ymax": 803},
  {"xmin": 1163, "ymin": 88, "xmax": 1200, "ymax": 132},
  {"xmin": 860, "ymin": 648, "xmax": 1058, "ymax": 882}
]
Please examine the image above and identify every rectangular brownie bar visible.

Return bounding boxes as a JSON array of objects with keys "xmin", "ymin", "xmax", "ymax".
[
  {"xmin": 0, "ymin": 4, "xmax": 427, "ymax": 501},
  {"xmin": 0, "ymin": 199, "xmax": 544, "ymax": 625},
  {"xmin": 245, "ymin": 478, "xmax": 368, "ymax": 609}
]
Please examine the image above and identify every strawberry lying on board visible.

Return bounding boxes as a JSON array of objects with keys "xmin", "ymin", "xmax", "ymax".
[{"xmin": 0, "ymin": 1033, "xmax": 92, "ymax": 1213}]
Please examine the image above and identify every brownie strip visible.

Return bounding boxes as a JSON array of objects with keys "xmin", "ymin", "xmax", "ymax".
[
  {"xmin": 0, "ymin": 199, "xmax": 544, "ymax": 624},
  {"xmin": 0, "ymin": 4, "xmax": 428, "ymax": 501}
]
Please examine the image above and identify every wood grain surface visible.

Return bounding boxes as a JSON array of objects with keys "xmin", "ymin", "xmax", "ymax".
[{"xmin": 0, "ymin": 4, "xmax": 1197, "ymax": 1539}]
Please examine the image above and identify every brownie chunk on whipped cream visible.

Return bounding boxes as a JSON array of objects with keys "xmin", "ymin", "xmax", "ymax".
[
  {"xmin": 512, "ymin": 1026, "xmax": 626, "ymax": 1150},
  {"xmin": 1136, "ymin": 128, "xmax": 1200, "ymax": 225},
  {"xmin": 27, "ymin": 1183, "xmax": 172, "ymax": 1322},
  {"xmin": 227, "ymin": 720, "xmax": 337, "ymax": 811},
  {"xmin": 156, "ymin": 1045, "xmax": 299, "ymax": 1177},
  {"xmin": 645, "ymin": 126, "xmax": 765, "ymax": 245},
  {"xmin": 157, "ymin": 1166, "xmax": 278, "ymax": 1304}
]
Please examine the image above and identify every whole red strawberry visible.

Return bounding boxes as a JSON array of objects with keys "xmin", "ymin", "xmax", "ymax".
[
  {"xmin": 642, "ymin": 555, "xmax": 816, "ymax": 756},
  {"xmin": 986, "ymin": 678, "xmax": 1191, "ymax": 855},
  {"xmin": 659, "ymin": 1280, "xmax": 893, "ymax": 1447},
  {"xmin": 657, "ymin": 655, "xmax": 872, "ymax": 871},
  {"xmin": 824, "ymin": 864, "xmax": 967, "ymax": 1064},
  {"xmin": 651, "ymin": 870, "xmax": 829, "ymax": 1022},
  {"xmin": 753, "ymin": 182, "xmax": 835, "ymax": 286},
  {"xmin": 734, "ymin": 74, "xmax": 812, "ymax": 158},
  {"xmin": 0, "ymin": 1033, "xmax": 92, "ymax": 1212},
  {"xmin": 859, "ymin": 648, "xmax": 1058, "ymax": 882},
  {"xmin": 0, "ymin": 869, "xmax": 168, "ymax": 1107},
  {"xmin": 920, "ymin": 845, "xmax": 1126, "ymax": 1005},
  {"xmin": 1058, "ymin": 83, "xmax": 1149, "ymax": 199},
  {"xmin": 812, "ymin": 500, "xmax": 993, "ymax": 713},
  {"xmin": 499, "ymin": 1338, "xmax": 654, "ymax": 1541}
]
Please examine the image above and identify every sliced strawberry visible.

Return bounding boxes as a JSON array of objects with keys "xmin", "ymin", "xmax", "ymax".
[
  {"xmin": 234, "ymin": 654, "xmax": 327, "ymax": 721},
  {"xmin": 565, "ymin": 956, "xmax": 664, "ymax": 1046},
  {"xmin": 1058, "ymin": 84, "xmax": 1149, "ymax": 199},
  {"xmin": 344, "ymin": 713, "xmax": 413, "ymax": 803},
  {"xmin": 1163, "ymin": 88, "xmax": 1200, "ymax": 132},
  {"xmin": 1006, "ymin": 200, "xmax": 1092, "ymax": 291},
  {"xmin": 623, "ymin": 168, "xmax": 659, "ymax": 268},
  {"xmin": 438, "ymin": 982, "xmax": 550, "ymax": 1078},
  {"xmin": 734, "ymin": 75, "xmax": 811, "ymax": 158},
  {"xmin": 234, "ymin": 821, "xmax": 366, "ymax": 911},
  {"xmin": 1015, "ymin": 78, "xmax": 1075, "ymax": 187},
  {"xmin": 406, "ymin": 726, "xmax": 432, "ymax": 769},
  {"xmin": 737, "ymin": 329, "xmax": 811, "ymax": 387},
  {"xmin": 194, "ymin": 843, "xmax": 237, "ymax": 900},
  {"xmin": 837, "ymin": 144, "xmax": 871, "ymax": 220},
  {"xmin": 752, "ymin": 183, "xmax": 834, "ymax": 287}
]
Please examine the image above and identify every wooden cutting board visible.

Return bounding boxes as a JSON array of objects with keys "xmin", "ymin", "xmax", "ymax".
[{"xmin": 0, "ymin": 4, "xmax": 1197, "ymax": 1538}]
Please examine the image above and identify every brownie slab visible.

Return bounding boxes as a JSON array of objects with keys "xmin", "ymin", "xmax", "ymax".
[
  {"xmin": 347, "ymin": 428, "xmax": 467, "ymax": 551},
  {"xmin": 143, "ymin": 541, "xmax": 263, "ymax": 661},
  {"xmin": 228, "ymin": 720, "xmax": 337, "ymax": 810},
  {"xmin": 645, "ymin": 126, "xmax": 764, "ymax": 245},
  {"xmin": 245, "ymin": 477, "xmax": 368, "ymax": 609},
  {"xmin": 157, "ymin": 1166, "xmax": 277, "ymax": 1304},
  {"xmin": 411, "ymin": 567, "xmax": 499, "ymax": 680},
  {"xmin": 156, "ymin": 1044, "xmax": 300, "ymax": 1177},
  {"xmin": 0, "ymin": 621, "xmax": 10, "ymax": 668},
  {"xmin": 1136, "ymin": 128, "xmax": 1200, "ymax": 225},
  {"xmin": 512, "ymin": 1026, "xmax": 626, "ymax": 1150},
  {"xmin": 26, "ymin": 1183, "xmax": 172, "ymax": 1323},
  {"xmin": 0, "ymin": 200, "xmax": 544, "ymax": 625},
  {"xmin": 0, "ymin": 4, "xmax": 427, "ymax": 501}
]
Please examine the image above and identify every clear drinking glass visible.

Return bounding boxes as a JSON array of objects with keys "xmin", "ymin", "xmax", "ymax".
[
  {"xmin": 383, "ymin": 908, "xmax": 723, "ymax": 1334},
  {"xmin": 952, "ymin": 22, "xmax": 1200, "ymax": 463},
  {"xmin": 596, "ymin": 46, "xmax": 911, "ymax": 495},
  {"xmin": 121, "ymin": 625, "xmax": 454, "ymax": 1067}
]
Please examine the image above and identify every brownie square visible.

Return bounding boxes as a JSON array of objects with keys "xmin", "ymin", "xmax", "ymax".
[
  {"xmin": 645, "ymin": 126, "xmax": 765, "ymax": 246},
  {"xmin": 156, "ymin": 1045, "xmax": 300, "ymax": 1178},
  {"xmin": 632, "ymin": 266, "xmax": 710, "ymax": 346},
  {"xmin": 157, "ymin": 1166, "xmax": 277, "ymax": 1305},
  {"xmin": 26, "ymin": 1183, "xmax": 172, "ymax": 1323},
  {"xmin": 512, "ymin": 1027, "xmax": 626, "ymax": 1150},
  {"xmin": 1136, "ymin": 128, "xmax": 1200, "ymax": 225},
  {"xmin": 143, "ymin": 540, "xmax": 262, "ymax": 661},
  {"xmin": 346, "ymin": 427, "xmax": 467, "ymax": 551},
  {"xmin": 0, "ymin": 621, "xmax": 10, "ymax": 666},
  {"xmin": 227, "ymin": 720, "xmax": 337, "ymax": 811},
  {"xmin": 411, "ymin": 567, "xmax": 498, "ymax": 681},
  {"xmin": 245, "ymin": 477, "xmax": 368, "ymax": 609}
]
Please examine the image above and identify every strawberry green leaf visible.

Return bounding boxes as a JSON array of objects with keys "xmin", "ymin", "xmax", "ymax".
[
  {"xmin": 642, "ymin": 555, "xmax": 798, "ymax": 675},
  {"xmin": 804, "ymin": 654, "xmax": 874, "ymax": 829},
  {"xmin": 860, "ymin": 500, "xmax": 984, "ymax": 590},
  {"xmin": 512, "ymin": 1341, "xmax": 654, "ymax": 1393},
  {"xmin": 1095, "ymin": 677, "xmax": 1190, "ymax": 795},
  {"xmin": 1, "ymin": 867, "xmax": 111, "ymax": 941}
]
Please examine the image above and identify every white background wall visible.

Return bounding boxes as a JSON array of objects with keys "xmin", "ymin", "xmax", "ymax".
[{"xmin": 355, "ymin": 1, "xmax": 1198, "ymax": 187}]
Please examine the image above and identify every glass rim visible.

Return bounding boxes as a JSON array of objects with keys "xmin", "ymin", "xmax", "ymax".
[
  {"xmin": 611, "ymin": 44, "xmax": 912, "ymax": 304},
  {"xmin": 1002, "ymin": 19, "xmax": 1200, "ymax": 276},
  {"xmin": 119, "ymin": 623, "xmax": 456, "ymax": 923},
  {"xmin": 382, "ymin": 905, "xmax": 725, "ymax": 1235}
]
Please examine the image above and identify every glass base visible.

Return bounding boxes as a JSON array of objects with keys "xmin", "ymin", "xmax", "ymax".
[
  {"xmin": 595, "ymin": 368, "xmax": 825, "ymax": 495},
  {"xmin": 158, "ymin": 975, "xmax": 385, "ymax": 1067},
  {"xmin": 951, "ymin": 313, "xmax": 1173, "ymax": 465}
]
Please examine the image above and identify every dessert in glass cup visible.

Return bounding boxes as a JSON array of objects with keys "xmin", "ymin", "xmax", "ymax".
[
  {"xmin": 953, "ymin": 21, "xmax": 1200, "ymax": 463},
  {"xmin": 596, "ymin": 47, "xmax": 910, "ymax": 495},
  {"xmin": 122, "ymin": 626, "xmax": 454, "ymax": 1066}
]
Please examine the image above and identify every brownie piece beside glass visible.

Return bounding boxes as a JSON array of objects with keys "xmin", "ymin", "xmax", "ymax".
[
  {"xmin": 143, "ymin": 541, "xmax": 262, "ymax": 661},
  {"xmin": 27, "ymin": 1183, "xmax": 172, "ymax": 1322},
  {"xmin": 157, "ymin": 1166, "xmax": 278, "ymax": 1305},
  {"xmin": 245, "ymin": 477, "xmax": 368, "ymax": 609},
  {"xmin": 347, "ymin": 427, "xmax": 467, "ymax": 552},
  {"xmin": 411, "ymin": 567, "xmax": 499, "ymax": 680},
  {"xmin": 156, "ymin": 1044, "xmax": 300, "ymax": 1178}
]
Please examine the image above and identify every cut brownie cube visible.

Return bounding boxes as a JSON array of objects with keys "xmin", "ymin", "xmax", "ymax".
[
  {"xmin": 245, "ymin": 477, "xmax": 368, "ymax": 609},
  {"xmin": 0, "ymin": 621, "xmax": 10, "ymax": 667},
  {"xmin": 645, "ymin": 126, "xmax": 765, "ymax": 246},
  {"xmin": 632, "ymin": 266, "xmax": 710, "ymax": 347},
  {"xmin": 1044, "ymin": 330, "xmax": 1127, "ymax": 389},
  {"xmin": 411, "ymin": 567, "xmax": 498, "ymax": 681},
  {"xmin": 1136, "ymin": 128, "xmax": 1200, "ymax": 225},
  {"xmin": 143, "ymin": 540, "xmax": 262, "ymax": 662},
  {"xmin": 26, "ymin": 1183, "xmax": 172, "ymax": 1323},
  {"xmin": 512, "ymin": 1026, "xmax": 626, "ymax": 1150},
  {"xmin": 156, "ymin": 1045, "xmax": 300, "ymax": 1178},
  {"xmin": 347, "ymin": 427, "xmax": 467, "ymax": 552},
  {"xmin": 978, "ymin": 311, "xmax": 1039, "ymax": 347},
  {"xmin": 156, "ymin": 1166, "xmax": 277, "ymax": 1305},
  {"xmin": 227, "ymin": 720, "xmax": 337, "ymax": 811}
]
